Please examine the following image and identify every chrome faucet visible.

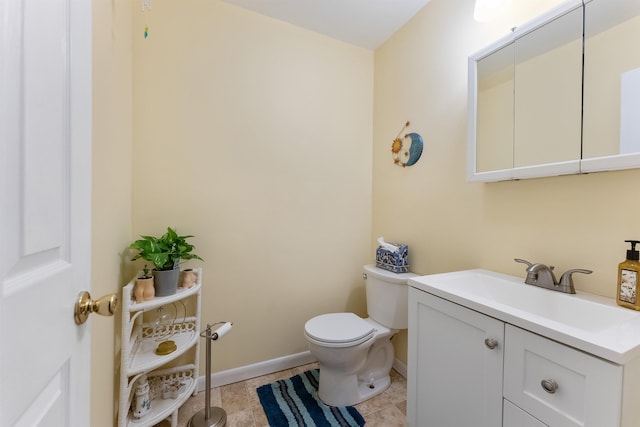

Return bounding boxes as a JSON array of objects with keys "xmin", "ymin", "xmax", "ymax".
[{"xmin": 514, "ymin": 259, "xmax": 592, "ymax": 294}]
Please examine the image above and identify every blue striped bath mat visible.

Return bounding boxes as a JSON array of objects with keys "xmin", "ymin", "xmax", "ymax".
[{"xmin": 257, "ymin": 369, "xmax": 365, "ymax": 427}]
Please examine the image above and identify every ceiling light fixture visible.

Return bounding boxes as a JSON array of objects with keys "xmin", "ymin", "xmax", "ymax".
[{"xmin": 473, "ymin": 0, "xmax": 512, "ymax": 22}]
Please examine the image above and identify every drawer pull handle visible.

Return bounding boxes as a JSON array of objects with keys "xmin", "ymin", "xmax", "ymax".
[
  {"xmin": 484, "ymin": 338, "xmax": 498, "ymax": 349},
  {"xmin": 541, "ymin": 379, "xmax": 558, "ymax": 394}
]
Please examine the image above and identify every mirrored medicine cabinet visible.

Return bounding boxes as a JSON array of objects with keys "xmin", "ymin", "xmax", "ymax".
[{"xmin": 468, "ymin": 0, "xmax": 640, "ymax": 182}]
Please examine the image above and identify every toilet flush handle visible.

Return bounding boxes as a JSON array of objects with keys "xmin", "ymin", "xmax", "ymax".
[{"xmin": 363, "ymin": 273, "xmax": 367, "ymax": 280}]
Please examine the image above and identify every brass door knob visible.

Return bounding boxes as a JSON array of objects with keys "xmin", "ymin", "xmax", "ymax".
[{"xmin": 74, "ymin": 291, "xmax": 119, "ymax": 325}]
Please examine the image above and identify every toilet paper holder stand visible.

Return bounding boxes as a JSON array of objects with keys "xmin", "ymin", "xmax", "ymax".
[{"xmin": 187, "ymin": 321, "xmax": 233, "ymax": 427}]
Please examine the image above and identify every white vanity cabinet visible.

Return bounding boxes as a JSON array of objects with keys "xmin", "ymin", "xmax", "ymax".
[
  {"xmin": 117, "ymin": 268, "xmax": 202, "ymax": 427},
  {"xmin": 408, "ymin": 277, "xmax": 640, "ymax": 427}
]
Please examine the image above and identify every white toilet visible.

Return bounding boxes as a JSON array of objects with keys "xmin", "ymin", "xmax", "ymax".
[{"xmin": 304, "ymin": 264, "xmax": 416, "ymax": 407}]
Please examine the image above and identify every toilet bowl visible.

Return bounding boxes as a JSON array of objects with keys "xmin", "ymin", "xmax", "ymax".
[{"xmin": 304, "ymin": 265, "xmax": 416, "ymax": 407}]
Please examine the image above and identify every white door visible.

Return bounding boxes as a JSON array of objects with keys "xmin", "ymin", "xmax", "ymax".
[{"xmin": 0, "ymin": 0, "xmax": 92, "ymax": 426}]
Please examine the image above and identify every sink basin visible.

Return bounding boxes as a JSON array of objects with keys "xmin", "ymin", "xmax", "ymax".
[
  {"xmin": 427, "ymin": 270, "xmax": 638, "ymax": 331},
  {"xmin": 409, "ymin": 269, "xmax": 640, "ymax": 363}
]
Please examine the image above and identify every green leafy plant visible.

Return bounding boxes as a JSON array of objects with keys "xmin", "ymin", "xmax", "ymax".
[
  {"xmin": 129, "ymin": 227, "xmax": 203, "ymax": 271},
  {"xmin": 140, "ymin": 264, "xmax": 151, "ymax": 279}
]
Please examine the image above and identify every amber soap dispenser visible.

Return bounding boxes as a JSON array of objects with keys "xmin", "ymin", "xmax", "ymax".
[{"xmin": 617, "ymin": 240, "xmax": 640, "ymax": 310}]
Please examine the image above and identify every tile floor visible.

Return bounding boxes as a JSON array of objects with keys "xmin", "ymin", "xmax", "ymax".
[{"xmin": 156, "ymin": 363, "xmax": 407, "ymax": 426}]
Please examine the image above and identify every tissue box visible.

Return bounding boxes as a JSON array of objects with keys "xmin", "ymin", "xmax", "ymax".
[{"xmin": 376, "ymin": 242, "xmax": 409, "ymax": 273}]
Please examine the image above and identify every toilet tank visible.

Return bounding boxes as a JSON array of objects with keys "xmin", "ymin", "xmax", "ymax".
[{"xmin": 364, "ymin": 264, "xmax": 417, "ymax": 329}]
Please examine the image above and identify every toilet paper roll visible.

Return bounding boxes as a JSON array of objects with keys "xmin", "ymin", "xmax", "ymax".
[{"xmin": 212, "ymin": 322, "xmax": 233, "ymax": 340}]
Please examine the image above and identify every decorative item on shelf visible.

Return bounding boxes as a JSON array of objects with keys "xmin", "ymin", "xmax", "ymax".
[
  {"xmin": 180, "ymin": 269, "xmax": 198, "ymax": 289},
  {"xmin": 155, "ymin": 339, "xmax": 177, "ymax": 356},
  {"xmin": 391, "ymin": 121, "xmax": 424, "ymax": 168},
  {"xmin": 129, "ymin": 227, "xmax": 204, "ymax": 297},
  {"xmin": 133, "ymin": 374, "xmax": 151, "ymax": 420},
  {"xmin": 146, "ymin": 370, "xmax": 194, "ymax": 404},
  {"xmin": 162, "ymin": 378, "xmax": 186, "ymax": 399},
  {"xmin": 133, "ymin": 265, "xmax": 155, "ymax": 303},
  {"xmin": 150, "ymin": 302, "xmax": 186, "ymax": 356}
]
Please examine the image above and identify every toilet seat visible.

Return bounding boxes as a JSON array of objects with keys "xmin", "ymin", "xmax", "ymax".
[{"xmin": 305, "ymin": 313, "xmax": 375, "ymax": 348}]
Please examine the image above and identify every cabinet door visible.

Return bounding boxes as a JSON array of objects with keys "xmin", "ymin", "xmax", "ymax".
[{"xmin": 407, "ymin": 288, "xmax": 504, "ymax": 427}]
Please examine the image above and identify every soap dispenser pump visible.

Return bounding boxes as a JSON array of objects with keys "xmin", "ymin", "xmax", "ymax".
[{"xmin": 617, "ymin": 240, "xmax": 640, "ymax": 310}]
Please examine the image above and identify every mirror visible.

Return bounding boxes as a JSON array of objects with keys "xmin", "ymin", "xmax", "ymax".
[
  {"xmin": 468, "ymin": 1, "xmax": 583, "ymax": 181},
  {"xmin": 513, "ymin": 6, "xmax": 583, "ymax": 170},
  {"xmin": 582, "ymin": 0, "xmax": 640, "ymax": 172},
  {"xmin": 476, "ymin": 43, "xmax": 514, "ymax": 174},
  {"xmin": 468, "ymin": 0, "xmax": 640, "ymax": 182}
]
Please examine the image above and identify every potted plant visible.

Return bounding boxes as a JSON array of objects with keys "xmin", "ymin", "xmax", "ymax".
[
  {"xmin": 133, "ymin": 265, "xmax": 155, "ymax": 302},
  {"xmin": 129, "ymin": 227, "xmax": 203, "ymax": 296}
]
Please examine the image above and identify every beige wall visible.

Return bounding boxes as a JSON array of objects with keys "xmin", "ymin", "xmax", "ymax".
[
  {"xmin": 131, "ymin": 0, "xmax": 373, "ymax": 373},
  {"xmin": 91, "ymin": 0, "xmax": 133, "ymax": 425},
  {"xmin": 374, "ymin": 0, "xmax": 640, "ymax": 364},
  {"xmin": 91, "ymin": 0, "xmax": 640, "ymax": 423}
]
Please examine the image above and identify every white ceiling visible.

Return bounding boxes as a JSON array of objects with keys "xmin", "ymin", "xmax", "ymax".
[{"xmin": 221, "ymin": 0, "xmax": 433, "ymax": 50}]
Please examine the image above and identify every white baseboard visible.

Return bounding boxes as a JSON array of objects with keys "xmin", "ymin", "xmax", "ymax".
[
  {"xmin": 392, "ymin": 358, "xmax": 407, "ymax": 378},
  {"xmin": 196, "ymin": 352, "xmax": 407, "ymax": 392},
  {"xmin": 196, "ymin": 351, "xmax": 317, "ymax": 392}
]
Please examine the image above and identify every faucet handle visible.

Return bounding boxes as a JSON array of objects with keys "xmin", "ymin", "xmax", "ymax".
[
  {"xmin": 558, "ymin": 269, "xmax": 593, "ymax": 293},
  {"xmin": 514, "ymin": 258, "xmax": 533, "ymax": 268}
]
